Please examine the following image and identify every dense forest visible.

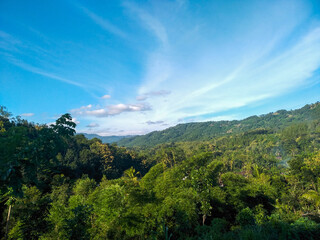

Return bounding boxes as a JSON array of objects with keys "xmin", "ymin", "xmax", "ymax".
[{"xmin": 1, "ymin": 102, "xmax": 320, "ymax": 239}]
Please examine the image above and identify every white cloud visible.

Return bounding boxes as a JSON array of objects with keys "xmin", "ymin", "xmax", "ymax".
[
  {"xmin": 83, "ymin": 104, "xmax": 93, "ymax": 109},
  {"xmin": 46, "ymin": 122, "xmax": 56, "ymax": 126},
  {"xmin": 72, "ymin": 117, "xmax": 80, "ymax": 124},
  {"xmin": 71, "ymin": 103, "xmax": 151, "ymax": 117},
  {"xmin": 101, "ymin": 94, "xmax": 111, "ymax": 99},
  {"xmin": 20, "ymin": 113, "xmax": 34, "ymax": 117},
  {"xmin": 71, "ymin": 105, "xmax": 93, "ymax": 115}
]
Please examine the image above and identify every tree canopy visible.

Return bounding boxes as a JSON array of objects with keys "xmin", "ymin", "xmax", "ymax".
[{"xmin": 1, "ymin": 103, "xmax": 320, "ymax": 239}]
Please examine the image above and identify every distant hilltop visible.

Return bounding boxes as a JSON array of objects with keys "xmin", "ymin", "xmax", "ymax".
[{"xmin": 77, "ymin": 133, "xmax": 135, "ymax": 144}]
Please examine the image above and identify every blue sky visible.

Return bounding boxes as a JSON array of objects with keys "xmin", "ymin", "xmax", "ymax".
[{"xmin": 1, "ymin": 0, "xmax": 320, "ymax": 136}]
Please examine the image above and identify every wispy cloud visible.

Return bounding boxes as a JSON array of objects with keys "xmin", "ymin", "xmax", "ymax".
[
  {"xmin": 20, "ymin": 113, "xmax": 34, "ymax": 117},
  {"xmin": 72, "ymin": 117, "xmax": 80, "ymax": 125},
  {"xmin": 0, "ymin": 30, "xmax": 53, "ymax": 61},
  {"xmin": 136, "ymin": 95, "xmax": 148, "ymax": 101},
  {"xmin": 82, "ymin": 127, "xmax": 146, "ymax": 136},
  {"xmin": 101, "ymin": 94, "xmax": 111, "ymax": 99},
  {"xmin": 136, "ymin": 90, "xmax": 170, "ymax": 101},
  {"xmin": 78, "ymin": 0, "xmax": 320, "ymax": 136},
  {"xmin": 0, "ymin": 31, "xmax": 21, "ymax": 52},
  {"xmin": 86, "ymin": 123, "xmax": 99, "ymax": 128},
  {"xmin": 123, "ymin": 1, "xmax": 168, "ymax": 45},
  {"xmin": 130, "ymin": 1, "xmax": 320, "ymax": 125},
  {"xmin": 77, "ymin": 5, "xmax": 127, "ymax": 38},
  {"xmin": 0, "ymin": 30, "xmax": 95, "ymax": 91},
  {"xmin": 146, "ymin": 120, "xmax": 164, "ymax": 125},
  {"xmin": 71, "ymin": 102, "xmax": 151, "ymax": 117},
  {"xmin": 9, "ymin": 59, "xmax": 87, "ymax": 88},
  {"xmin": 3, "ymin": 0, "xmax": 320, "ymax": 137}
]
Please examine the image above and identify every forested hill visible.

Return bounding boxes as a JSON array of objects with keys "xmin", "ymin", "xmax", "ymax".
[
  {"xmin": 2, "ymin": 104, "xmax": 320, "ymax": 239},
  {"xmin": 118, "ymin": 102, "xmax": 320, "ymax": 147}
]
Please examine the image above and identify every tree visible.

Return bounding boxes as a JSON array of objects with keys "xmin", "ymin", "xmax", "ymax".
[{"xmin": 51, "ymin": 113, "xmax": 76, "ymax": 137}]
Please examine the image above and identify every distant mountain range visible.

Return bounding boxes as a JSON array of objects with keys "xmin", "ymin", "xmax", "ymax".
[
  {"xmin": 117, "ymin": 102, "xmax": 320, "ymax": 147},
  {"xmin": 78, "ymin": 133, "xmax": 135, "ymax": 143}
]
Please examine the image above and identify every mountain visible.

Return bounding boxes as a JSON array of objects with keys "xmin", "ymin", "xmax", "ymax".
[
  {"xmin": 78, "ymin": 133, "xmax": 135, "ymax": 143},
  {"xmin": 117, "ymin": 102, "xmax": 320, "ymax": 147}
]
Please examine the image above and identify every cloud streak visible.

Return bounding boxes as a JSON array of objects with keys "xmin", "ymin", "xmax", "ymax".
[
  {"xmin": 86, "ymin": 123, "xmax": 99, "ymax": 128},
  {"xmin": 20, "ymin": 113, "xmax": 34, "ymax": 117},
  {"xmin": 146, "ymin": 120, "xmax": 164, "ymax": 125},
  {"xmin": 123, "ymin": 1, "xmax": 168, "ymax": 45},
  {"xmin": 0, "ymin": 31, "xmax": 21, "ymax": 52},
  {"xmin": 101, "ymin": 94, "xmax": 111, "ymax": 99},
  {"xmin": 0, "ymin": 31, "xmax": 94, "ymax": 91},
  {"xmin": 11, "ymin": 60, "xmax": 87, "ymax": 88},
  {"xmin": 71, "ymin": 103, "xmax": 151, "ymax": 117},
  {"xmin": 136, "ymin": 90, "xmax": 170, "ymax": 101},
  {"xmin": 77, "ymin": 5, "xmax": 126, "ymax": 38}
]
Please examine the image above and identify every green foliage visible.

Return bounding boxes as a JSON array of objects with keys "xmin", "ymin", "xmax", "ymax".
[
  {"xmin": 51, "ymin": 113, "xmax": 76, "ymax": 137},
  {"xmin": 8, "ymin": 220, "xmax": 23, "ymax": 240},
  {"xmin": 2, "ymin": 103, "xmax": 320, "ymax": 239},
  {"xmin": 236, "ymin": 207, "xmax": 255, "ymax": 227}
]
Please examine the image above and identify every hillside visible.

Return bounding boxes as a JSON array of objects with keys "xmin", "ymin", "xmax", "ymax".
[
  {"xmin": 117, "ymin": 102, "xmax": 320, "ymax": 147},
  {"xmin": 2, "ymin": 104, "xmax": 320, "ymax": 239},
  {"xmin": 79, "ymin": 133, "xmax": 134, "ymax": 143}
]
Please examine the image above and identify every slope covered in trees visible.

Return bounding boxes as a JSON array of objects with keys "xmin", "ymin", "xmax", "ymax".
[
  {"xmin": 1, "ymin": 103, "xmax": 320, "ymax": 239},
  {"xmin": 118, "ymin": 102, "xmax": 320, "ymax": 147}
]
